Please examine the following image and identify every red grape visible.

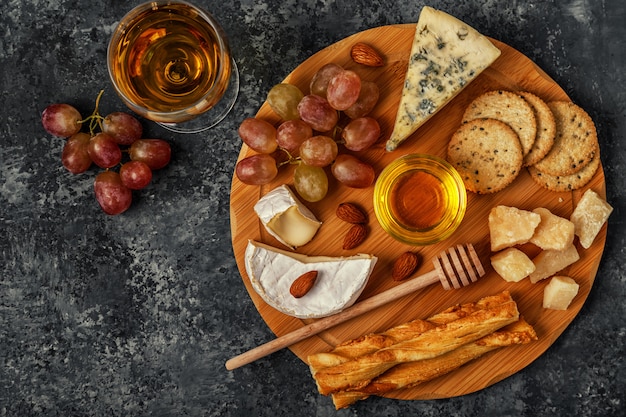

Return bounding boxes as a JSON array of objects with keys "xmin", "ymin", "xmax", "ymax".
[
  {"xmin": 62, "ymin": 132, "xmax": 92, "ymax": 174},
  {"xmin": 326, "ymin": 70, "xmax": 361, "ymax": 111},
  {"xmin": 41, "ymin": 103, "xmax": 82, "ymax": 137},
  {"xmin": 238, "ymin": 118, "xmax": 278, "ymax": 154},
  {"xmin": 88, "ymin": 132, "xmax": 122, "ymax": 168},
  {"xmin": 276, "ymin": 119, "xmax": 313, "ymax": 156},
  {"xmin": 235, "ymin": 154, "xmax": 278, "ymax": 185},
  {"xmin": 297, "ymin": 95, "xmax": 338, "ymax": 132},
  {"xmin": 94, "ymin": 171, "xmax": 132, "ymax": 215},
  {"xmin": 331, "ymin": 154, "xmax": 375, "ymax": 188},
  {"xmin": 129, "ymin": 139, "xmax": 171, "ymax": 170},
  {"xmin": 299, "ymin": 135, "xmax": 338, "ymax": 167},
  {"xmin": 102, "ymin": 112, "xmax": 143, "ymax": 145},
  {"xmin": 344, "ymin": 81, "xmax": 380, "ymax": 119},
  {"xmin": 119, "ymin": 161, "xmax": 152, "ymax": 190},
  {"xmin": 342, "ymin": 117, "xmax": 381, "ymax": 151},
  {"xmin": 309, "ymin": 63, "xmax": 343, "ymax": 98}
]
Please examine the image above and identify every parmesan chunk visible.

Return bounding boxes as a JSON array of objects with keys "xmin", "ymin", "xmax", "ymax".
[
  {"xmin": 530, "ymin": 207, "xmax": 575, "ymax": 251},
  {"xmin": 491, "ymin": 248, "xmax": 535, "ymax": 282},
  {"xmin": 529, "ymin": 244, "xmax": 580, "ymax": 284},
  {"xmin": 543, "ymin": 276, "xmax": 579, "ymax": 310},
  {"xmin": 489, "ymin": 206, "xmax": 541, "ymax": 252},
  {"xmin": 570, "ymin": 189, "xmax": 613, "ymax": 249}
]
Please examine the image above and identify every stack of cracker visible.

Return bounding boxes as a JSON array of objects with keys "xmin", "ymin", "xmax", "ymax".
[
  {"xmin": 307, "ymin": 291, "xmax": 537, "ymax": 409},
  {"xmin": 446, "ymin": 90, "xmax": 600, "ymax": 193}
]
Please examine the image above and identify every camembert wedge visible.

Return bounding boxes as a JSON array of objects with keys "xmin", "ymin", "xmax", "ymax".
[
  {"xmin": 386, "ymin": 6, "xmax": 501, "ymax": 151},
  {"xmin": 254, "ymin": 184, "xmax": 322, "ymax": 249},
  {"xmin": 244, "ymin": 240, "xmax": 377, "ymax": 318}
]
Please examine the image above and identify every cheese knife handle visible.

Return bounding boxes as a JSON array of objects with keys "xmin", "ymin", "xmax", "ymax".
[{"xmin": 225, "ymin": 269, "xmax": 440, "ymax": 370}]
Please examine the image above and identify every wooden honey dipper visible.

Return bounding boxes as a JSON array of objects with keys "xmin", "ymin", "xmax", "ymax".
[{"xmin": 226, "ymin": 243, "xmax": 485, "ymax": 370}]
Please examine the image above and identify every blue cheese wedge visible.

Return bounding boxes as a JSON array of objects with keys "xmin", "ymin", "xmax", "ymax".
[
  {"xmin": 254, "ymin": 184, "xmax": 322, "ymax": 249},
  {"xmin": 386, "ymin": 6, "xmax": 501, "ymax": 151},
  {"xmin": 244, "ymin": 240, "xmax": 377, "ymax": 318}
]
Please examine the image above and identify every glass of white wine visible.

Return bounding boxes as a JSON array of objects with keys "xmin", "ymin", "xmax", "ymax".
[{"xmin": 107, "ymin": 0, "xmax": 239, "ymax": 133}]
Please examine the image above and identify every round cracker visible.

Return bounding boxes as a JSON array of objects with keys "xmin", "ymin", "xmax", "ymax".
[
  {"xmin": 527, "ymin": 147, "xmax": 600, "ymax": 192},
  {"xmin": 531, "ymin": 101, "xmax": 598, "ymax": 176},
  {"xmin": 447, "ymin": 118, "xmax": 523, "ymax": 194},
  {"xmin": 462, "ymin": 90, "xmax": 537, "ymax": 157},
  {"xmin": 518, "ymin": 91, "xmax": 556, "ymax": 166}
]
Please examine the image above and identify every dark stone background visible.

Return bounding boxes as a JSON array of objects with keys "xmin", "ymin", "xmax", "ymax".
[{"xmin": 1, "ymin": 1, "xmax": 623, "ymax": 416}]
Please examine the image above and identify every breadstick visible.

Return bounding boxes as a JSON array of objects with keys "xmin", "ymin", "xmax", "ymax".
[
  {"xmin": 308, "ymin": 291, "xmax": 515, "ymax": 374},
  {"xmin": 313, "ymin": 300, "xmax": 519, "ymax": 395},
  {"xmin": 331, "ymin": 318, "xmax": 537, "ymax": 409}
]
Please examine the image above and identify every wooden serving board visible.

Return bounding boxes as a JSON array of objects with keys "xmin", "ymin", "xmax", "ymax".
[{"xmin": 229, "ymin": 24, "xmax": 607, "ymax": 400}]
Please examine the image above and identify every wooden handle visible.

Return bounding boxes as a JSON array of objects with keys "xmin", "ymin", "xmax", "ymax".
[{"xmin": 225, "ymin": 269, "xmax": 440, "ymax": 370}]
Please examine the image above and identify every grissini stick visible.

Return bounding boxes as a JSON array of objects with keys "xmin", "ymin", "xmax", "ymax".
[{"xmin": 225, "ymin": 243, "xmax": 485, "ymax": 370}]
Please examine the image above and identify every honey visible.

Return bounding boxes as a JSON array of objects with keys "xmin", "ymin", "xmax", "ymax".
[
  {"xmin": 390, "ymin": 170, "xmax": 446, "ymax": 230},
  {"xmin": 374, "ymin": 154, "xmax": 467, "ymax": 245}
]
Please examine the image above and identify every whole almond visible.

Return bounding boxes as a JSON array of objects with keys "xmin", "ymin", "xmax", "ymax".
[
  {"xmin": 336, "ymin": 202, "xmax": 367, "ymax": 224},
  {"xmin": 392, "ymin": 252, "xmax": 420, "ymax": 281},
  {"xmin": 290, "ymin": 271, "xmax": 318, "ymax": 298},
  {"xmin": 350, "ymin": 42, "xmax": 384, "ymax": 67},
  {"xmin": 343, "ymin": 224, "xmax": 367, "ymax": 250}
]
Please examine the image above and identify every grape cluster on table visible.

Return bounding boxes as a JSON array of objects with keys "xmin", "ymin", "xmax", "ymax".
[
  {"xmin": 235, "ymin": 63, "xmax": 381, "ymax": 202},
  {"xmin": 41, "ymin": 92, "xmax": 171, "ymax": 215}
]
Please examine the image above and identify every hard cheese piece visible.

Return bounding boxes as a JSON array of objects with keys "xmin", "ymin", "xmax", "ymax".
[
  {"xmin": 530, "ymin": 207, "xmax": 575, "ymax": 251},
  {"xmin": 491, "ymin": 248, "xmax": 535, "ymax": 282},
  {"xmin": 543, "ymin": 276, "xmax": 579, "ymax": 310},
  {"xmin": 529, "ymin": 244, "xmax": 580, "ymax": 284},
  {"xmin": 386, "ymin": 6, "xmax": 501, "ymax": 151},
  {"xmin": 570, "ymin": 189, "xmax": 613, "ymax": 249},
  {"xmin": 244, "ymin": 240, "xmax": 377, "ymax": 318},
  {"xmin": 489, "ymin": 206, "xmax": 541, "ymax": 252},
  {"xmin": 254, "ymin": 184, "xmax": 322, "ymax": 249}
]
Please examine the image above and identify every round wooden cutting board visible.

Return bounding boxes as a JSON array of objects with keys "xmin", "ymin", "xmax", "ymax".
[{"xmin": 229, "ymin": 24, "xmax": 607, "ymax": 401}]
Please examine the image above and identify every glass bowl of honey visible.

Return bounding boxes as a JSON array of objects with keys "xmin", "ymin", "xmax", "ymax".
[{"xmin": 373, "ymin": 154, "xmax": 467, "ymax": 245}]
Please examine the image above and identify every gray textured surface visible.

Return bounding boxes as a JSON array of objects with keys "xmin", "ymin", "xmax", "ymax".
[{"xmin": 1, "ymin": 0, "xmax": 624, "ymax": 416}]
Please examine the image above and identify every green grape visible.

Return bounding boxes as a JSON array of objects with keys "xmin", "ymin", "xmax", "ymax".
[
  {"xmin": 267, "ymin": 83, "xmax": 304, "ymax": 120},
  {"xmin": 293, "ymin": 163, "xmax": 328, "ymax": 202}
]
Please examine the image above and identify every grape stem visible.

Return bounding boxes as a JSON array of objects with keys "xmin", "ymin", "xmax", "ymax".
[
  {"xmin": 77, "ymin": 89, "xmax": 106, "ymax": 136},
  {"xmin": 277, "ymin": 147, "xmax": 301, "ymax": 167}
]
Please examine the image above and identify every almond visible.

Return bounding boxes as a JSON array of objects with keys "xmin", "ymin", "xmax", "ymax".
[
  {"xmin": 350, "ymin": 42, "xmax": 384, "ymax": 67},
  {"xmin": 392, "ymin": 251, "xmax": 420, "ymax": 281},
  {"xmin": 289, "ymin": 271, "xmax": 318, "ymax": 298},
  {"xmin": 343, "ymin": 224, "xmax": 368, "ymax": 250},
  {"xmin": 336, "ymin": 202, "xmax": 367, "ymax": 224}
]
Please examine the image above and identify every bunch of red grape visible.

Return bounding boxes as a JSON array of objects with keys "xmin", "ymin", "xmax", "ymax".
[
  {"xmin": 235, "ymin": 63, "xmax": 381, "ymax": 202},
  {"xmin": 41, "ymin": 91, "xmax": 171, "ymax": 215}
]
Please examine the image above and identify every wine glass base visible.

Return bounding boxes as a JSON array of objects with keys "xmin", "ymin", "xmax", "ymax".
[{"xmin": 157, "ymin": 58, "xmax": 240, "ymax": 134}]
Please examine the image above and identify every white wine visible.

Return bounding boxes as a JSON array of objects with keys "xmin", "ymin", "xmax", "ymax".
[{"xmin": 108, "ymin": 2, "xmax": 232, "ymax": 122}]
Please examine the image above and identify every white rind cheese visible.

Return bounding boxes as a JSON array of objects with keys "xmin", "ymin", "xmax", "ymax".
[
  {"xmin": 244, "ymin": 240, "xmax": 377, "ymax": 318},
  {"xmin": 254, "ymin": 184, "xmax": 322, "ymax": 249},
  {"xmin": 386, "ymin": 6, "xmax": 501, "ymax": 151}
]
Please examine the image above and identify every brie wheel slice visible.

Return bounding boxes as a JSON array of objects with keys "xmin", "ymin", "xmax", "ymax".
[
  {"xmin": 254, "ymin": 184, "xmax": 322, "ymax": 249},
  {"xmin": 244, "ymin": 240, "xmax": 378, "ymax": 318}
]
